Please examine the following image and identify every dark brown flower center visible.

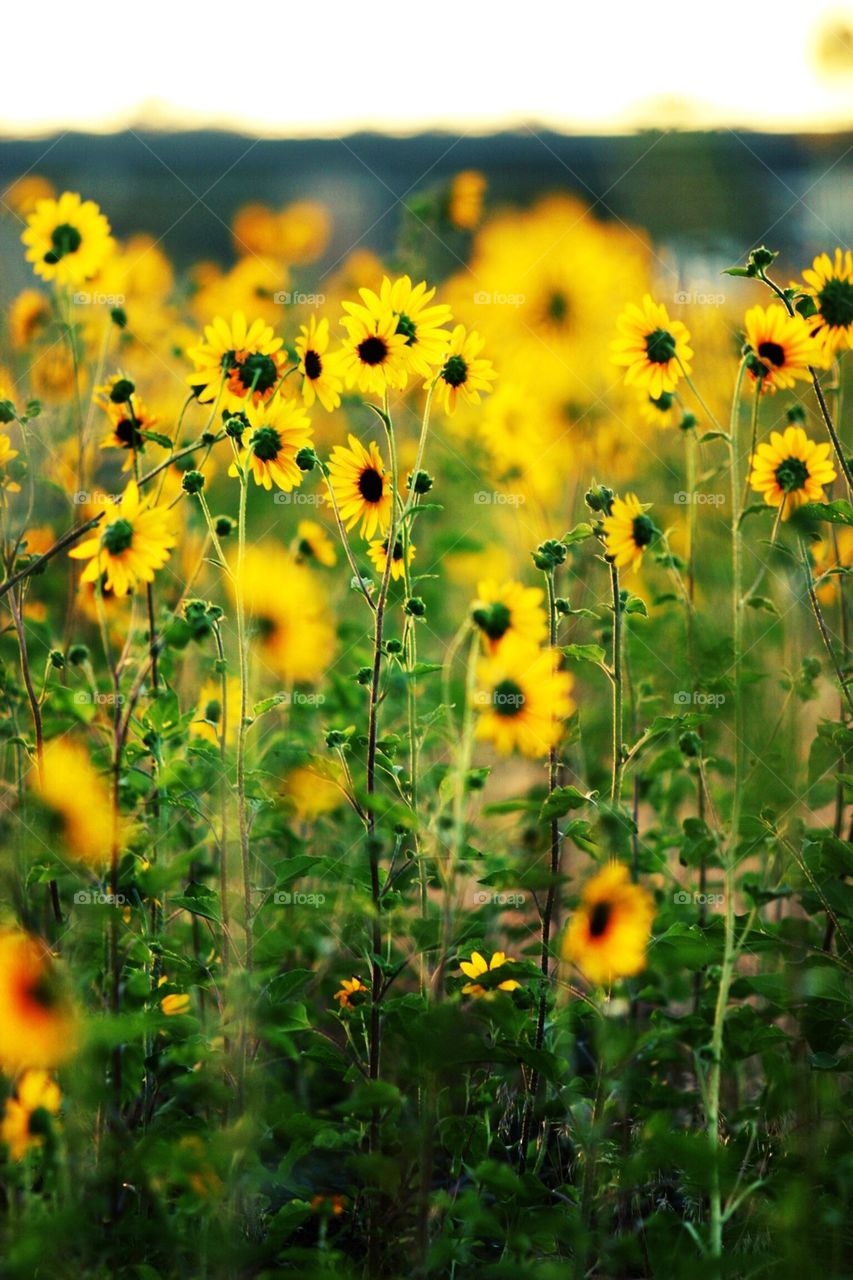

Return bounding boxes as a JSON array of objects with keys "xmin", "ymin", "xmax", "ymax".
[
  {"xmin": 358, "ymin": 468, "xmax": 384, "ymax": 503},
  {"xmin": 304, "ymin": 349, "xmax": 322, "ymax": 379},
  {"xmin": 775, "ymin": 456, "xmax": 809, "ymax": 493},
  {"xmin": 588, "ymin": 901, "xmax": 613, "ymax": 939},
  {"xmin": 357, "ymin": 336, "xmax": 389, "ymax": 367},
  {"xmin": 492, "ymin": 678, "xmax": 525, "ymax": 718},
  {"xmin": 757, "ymin": 340, "xmax": 785, "ymax": 369}
]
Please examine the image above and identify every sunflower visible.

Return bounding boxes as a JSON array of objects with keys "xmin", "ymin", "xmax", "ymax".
[
  {"xmin": 327, "ymin": 435, "xmax": 392, "ymax": 540},
  {"xmin": 351, "ymin": 276, "xmax": 452, "ymax": 381},
  {"xmin": 562, "ymin": 862, "xmax": 654, "ymax": 986},
  {"xmin": 638, "ymin": 390, "xmax": 679, "ymax": 429},
  {"xmin": 187, "ymin": 312, "xmax": 287, "ymax": 410},
  {"xmin": 9, "ymin": 290, "xmax": 52, "ymax": 349},
  {"xmin": 458, "ymin": 950, "xmax": 521, "ymax": 998},
  {"xmin": 610, "ymin": 295, "xmax": 693, "ymax": 399},
  {"xmin": 22, "ymin": 192, "xmax": 113, "ymax": 287},
  {"xmin": 233, "ymin": 543, "xmax": 336, "ymax": 683},
  {"xmin": 1, "ymin": 1070, "xmax": 61, "ymax": 1161},
  {"xmin": 749, "ymin": 425, "xmax": 836, "ymax": 518},
  {"xmin": 367, "ymin": 534, "xmax": 415, "ymax": 582},
  {"xmin": 282, "ymin": 760, "xmax": 344, "ymax": 821},
  {"xmin": 333, "ymin": 977, "xmax": 368, "ymax": 1009},
  {"xmin": 160, "ymin": 992, "xmax": 191, "ymax": 1017},
  {"xmin": 0, "ymin": 931, "xmax": 77, "ymax": 1073},
  {"xmin": 475, "ymin": 634, "xmax": 574, "ymax": 758},
  {"xmin": 190, "ymin": 676, "xmax": 240, "ymax": 747},
  {"xmin": 337, "ymin": 306, "xmax": 409, "ymax": 395},
  {"xmin": 602, "ymin": 493, "xmax": 656, "ymax": 571},
  {"xmin": 294, "ymin": 315, "xmax": 343, "ymax": 411},
  {"xmin": 743, "ymin": 304, "xmax": 827, "ymax": 392},
  {"xmin": 68, "ymin": 479, "xmax": 177, "ymax": 597},
  {"xmin": 35, "ymin": 739, "xmax": 116, "ymax": 866},
  {"xmin": 448, "ymin": 170, "xmax": 486, "ymax": 230},
  {"xmin": 293, "ymin": 519, "xmax": 337, "ymax": 567},
  {"xmin": 0, "ymin": 434, "xmax": 21, "ymax": 494},
  {"xmin": 433, "ymin": 324, "xmax": 495, "ymax": 415},
  {"xmin": 100, "ymin": 396, "xmax": 160, "ymax": 470},
  {"xmin": 798, "ymin": 249, "xmax": 853, "ymax": 357},
  {"xmin": 227, "ymin": 395, "xmax": 313, "ymax": 492},
  {"xmin": 471, "ymin": 579, "xmax": 547, "ymax": 653}
]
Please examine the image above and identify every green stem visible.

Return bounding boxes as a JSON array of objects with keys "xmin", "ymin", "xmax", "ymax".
[{"xmin": 610, "ymin": 562, "xmax": 623, "ymax": 806}]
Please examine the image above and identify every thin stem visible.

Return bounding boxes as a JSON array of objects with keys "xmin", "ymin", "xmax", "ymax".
[
  {"xmin": 610, "ymin": 562, "xmax": 624, "ymax": 806},
  {"xmin": 801, "ymin": 538, "xmax": 853, "ymax": 717},
  {"xmin": 0, "ymin": 514, "xmax": 104, "ymax": 600}
]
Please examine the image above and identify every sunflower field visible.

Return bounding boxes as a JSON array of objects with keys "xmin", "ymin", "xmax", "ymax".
[{"xmin": 0, "ymin": 168, "xmax": 851, "ymax": 1280}]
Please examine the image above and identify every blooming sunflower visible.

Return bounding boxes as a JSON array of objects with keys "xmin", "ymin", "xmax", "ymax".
[
  {"xmin": 749, "ymin": 425, "xmax": 836, "ymax": 518},
  {"xmin": 367, "ymin": 534, "xmax": 415, "ymax": 582},
  {"xmin": 610, "ymin": 295, "xmax": 693, "ymax": 399},
  {"xmin": 475, "ymin": 634, "xmax": 574, "ymax": 758},
  {"xmin": 351, "ymin": 276, "xmax": 452, "ymax": 381},
  {"xmin": 0, "ymin": 434, "xmax": 21, "ymax": 494},
  {"xmin": 293, "ymin": 519, "xmax": 337, "ymax": 567},
  {"xmin": 35, "ymin": 739, "xmax": 115, "ymax": 865},
  {"xmin": 798, "ymin": 249, "xmax": 853, "ymax": 357},
  {"xmin": 743, "ymin": 304, "xmax": 827, "ymax": 392},
  {"xmin": 100, "ymin": 397, "xmax": 160, "ymax": 470},
  {"xmin": 9, "ymin": 290, "xmax": 52, "ymax": 350},
  {"xmin": 471, "ymin": 579, "xmax": 547, "ymax": 653},
  {"xmin": 1, "ymin": 1070, "xmax": 61, "ymax": 1161},
  {"xmin": 68, "ymin": 479, "xmax": 177, "ymax": 597},
  {"xmin": 638, "ymin": 390, "xmax": 679, "ymax": 429},
  {"xmin": 233, "ymin": 543, "xmax": 336, "ymax": 683},
  {"xmin": 602, "ymin": 493, "xmax": 656, "ymax": 571},
  {"xmin": 0, "ymin": 932, "xmax": 77, "ymax": 1073},
  {"xmin": 327, "ymin": 435, "xmax": 392, "ymax": 540},
  {"xmin": 294, "ymin": 315, "xmax": 343, "ymax": 411},
  {"xmin": 337, "ymin": 307, "xmax": 409, "ymax": 395},
  {"xmin": 187, "ymin": 312, "xmax": 287, "ymax": 410},
  {"xmin": 562, "ymin": 862, "xmax": 654, "ymax": 986},
  {"xmin": 227, "ymin": 395, "xmax": 313, "ymax": 492},
  {"xmin": 458, "ymin": 950, "xmax": 521, "ymax": 998},
  {"xmin": 21, "ymin": 192, "xmax": 113, "ymax": 287},
  {"xmin": 333, "ymin": 977, "xmax": 368, "ymax": 1009},
  {"xmin": 433, "ymin": 324, "xmax": 495, "ymax": 415}
]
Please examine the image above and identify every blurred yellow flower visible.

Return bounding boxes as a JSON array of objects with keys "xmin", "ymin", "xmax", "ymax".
[
  {"xmin": 1, "ymin": 1069, "xmax": 61, "ymax": 1160},
  {"xmin": 475, "ymin": 634, "xmax": 574, "ymax": 757},
  {"xmin": 0, "ymin": 931, "xmax": 77, "ymax": 1073},
  {"xmin": 22, "ymin": 192, "xmax": 113, "ymax": 287},
  {"xmin": 562, "ymin": 863, "xmax": 653, "ymax": 986},
  {"xmin": 35, "ymin": 739, "xmax": 116, "ymax": 866}
]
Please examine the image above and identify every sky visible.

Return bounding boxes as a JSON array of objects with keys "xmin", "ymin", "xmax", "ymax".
[{"xmin": 1, "ymin": 1, "xmax": 852, "ymax": 137}]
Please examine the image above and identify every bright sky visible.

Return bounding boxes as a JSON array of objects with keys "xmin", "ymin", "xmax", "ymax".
[{"xmin": 2, "ymin": 1, "xmax": 852, "ymax": 136}]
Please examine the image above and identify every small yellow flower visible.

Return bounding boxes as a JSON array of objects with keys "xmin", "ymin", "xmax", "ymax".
[
  {"xmin": 458, "ymin": 950, "xmax": 521, "ymax": 998},
  {"xmin": 227, "ymin": 395, "xmax": 313, "ymax": 492},
  {"xmin": 611, "ymin": 295, "xmax": 693, "ymax": 399},
  {"xmin": 190, "ymin": 677, "xmax": 240, "ymax": 747},
  {"xmin": 0, "ymin": 433, "xmax": 21, "ymax": 494},
  {"xmin": 22, "ymin": 192, "xmax": 113, "ymax": 287},
  {"xmin": 0, "ymin": 931, "xmax": 77, "ymax": 1074},
  {"xmin": 602, "ymin": 494, "xmax": 655, "ymax": 571},
  {"xmin": 160, "ymin": 992, "xmax": 191, "ymax": 1017},
  {"xmin": 68, "ymin": 479, "xmax": 177, "ymax": 597},
  {"xmin": 294, "ymin": 315, "xmax": 343, "ymax": 412},
  {"xmin": 333, "ymin": 977, "xmax": 368, "ymax": 1009},
  {"xmin": 1, "ymin": 1070, "xmax": 61, "ymax": 1161},
  {"xmin": 293, "ymin": 519, "xmax": 337, "ymax": 567},
  {"xmin": 797, "ymin": 249, "xmax": 853, "ymax": 358},
  {"xmin": 338, "ymin": 306, "xmax": 409, "ymax": 395},
  {"xmin": 562, "ymin": 863, "xmax": 654, "ymax": 986},
  {"xmin": 367, "ymin": 535, "xmax": 415, "ymax": 582},
  {"xmin": 749, "ymin": 425, "xmax": 836, "ymax": 518},
  {"xmin": 448, "ymin": 170, "xmax": 486, "ymax": 230},
  {"xmin": 35, "ymin": 739, "xmax": 116, "ymax": 866},
  {"xmin": 9, "ymin": 290, "xmax": 52, "ymax": 349},
  {"xmin": 327, "ymin": 435, "xmax": 392, "ymax": 541},
  {"xmin": 475, "ymin": 634, "xmax": 574, "ymax": 758},
  {"xmin": 432, "ymin": 325, "xmax": 495, "ymax": 415},
  {"xmin": 743, "ymin": 304, "xmax": 828, "ymax": 393}
]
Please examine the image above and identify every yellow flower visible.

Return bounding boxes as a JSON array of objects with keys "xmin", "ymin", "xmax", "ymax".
[
  {"xmin": 433, "ymin": 325, "xmax": 495, "ymax": 415},
  {"xmin": 638, "ymin": 391, "xmax": 679, "ymax": 430},
  {"xmin": 602, "ymin": 494, "xmax": 656, "ymax": 571},
  {"xmin": 68, "ymin": 479, "xmax": 177, "ymax": 597},
  {"xmin": 227, "ymin": 395, "xmax": 313, "ymax": 492},
  {"xmin": 293, "ymin": 519, "xmax": 337, "ymax": 567},
  {"xmin": 190, "ymin": 676, "xmax": 240, "ymax": 747},
  {"xmin": 160, "ymin": 993, "xmax": 191, "ymax": 1017},
  {"xmin": 0, "ymin": 433, "xmax": 21, "ymax": 494},
  {"xmin": 327, "ymin": 435, "xmax": 392, "ymax": 540},
  {"xmin": 367, "ymin": 535, "xmax": 415, "ymax": 582},
  {"xmin": 294, "ymin": 315, "xmax": 343, "ymax": 412},
  {"xmin": 277, "ymin": 200, "xmax": 331, "ymax": 264},
  {"xmin": 448, "ymin": 171, "xmax": 486, "ymax": 230},
  {"xmin": 35, "ymin": 739, "xmax": 116, "ymax": 866},
  {"xmin": 352, "ymin": 276, "xmax": 451, "ymax": 381},
  {"xmin": 798, "ymin": 249, "xmax": 853, "ymax": 357},
  {"xmin": 338, "ymin": 305, "xmax": 409, "ymax": 395},
  {"xmin": 475, "ymin": 635, "xmax": 574, "ymax": 758},
  {"xmin": 31, "ymin": 347, "xmax": 77, "ymax": 403},
  {"xmin": 333, "ymin": 977, "xmax": 368, "ymax": 1009},
  {"xmin": 282, "ymin": 761, "xmax": 344, "ymax": 821},
  {"xmin": 6, "ymin": 175, "xmax": 55, "ymax": 218},
  {"xmin": 233, "ymin": 543, "xmax": 336, "ymax": 684},
  {"xmin": 472, "ymin": 579, "xmax": 547, "ymax": 653},
  {"xmin": 562, "ymin": 863, "xmax": 654, "ymax": 986},
  {"xmin": 187, "ymin": 311, "xmax": 287, "ymax": 411},
  {"xmin": 743, "ymin": 304, "xmax": 827, "ymax": 393},
  {"xmin": 9, "ymin": 290, "xmax": 52, "ymax": 349},
  {"xmin": 22, "ymin": 192, "xmax": 113, "ymax": 287},
  {"xmin": 749, "ymin": 425, "xmax": 836, "ymax": 518},
  {"xmin": 0, "ymin": 931, "xmax": 77, "ymax": 1073},
  {"xmin": 611, "ymin": 295, "xmax": 693, "ymax": 399},
  {"xmin": 458, "ymin": 950, "xmax": 521, "ymax": 998},
  {"xmin": 100, "ymin": 396, "xmax": 160, "ymax": 470},
  {"xmin": 1, "ymin": 1070, "xmax": 61, "ymax": 1161}
]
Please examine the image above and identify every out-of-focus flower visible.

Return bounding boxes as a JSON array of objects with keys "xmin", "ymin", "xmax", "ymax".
[
  {"xmin": 293, "ymin": 519, "xmax": 337, "ymax": 567},
  {"xmin": 0, "ymin": 434, "xmax": 21, "ymax": 494},
  {"xmin": 31, "ymin": 347, "xmax": 78, "ymax": 402},
  {"xmin": 282, "ymin": 760, "xmax": 344, "ymax": 821},
  {"xmin": 22, "ymin": 192, "xmax": 113, "ymax": 287},
  {"xmin": 475, "ymin": 634, "xmax": 574, "ymax": 757},
  {"xmin": 5, "ymin": 176, "xmax": 55, "ymax": 218},
  {"xmin": 9, "ymin": 290, "xmax": 52, "ymax": 350},
  {"xmin": 0, "ymin": 931, "xmax": 77, "ymax": 1073},
  {"xmin": 749, "ymin": 426, "xmax": 836, "ymax": 519},
  {"xmin": 448, "ymin": 171, "xmax": 486, "ymax": 230},
  {"xmin": 1, "ymin": 1069, "xmax": 61, "ymax": 1160},
  {"xmin": 562, "ymin": 863, "xmax": 654, "ymax": 986},
  {"xmin": 472, "ymin": 579, "xmax": 547, "ymax": 653},
  {"xmin": 234, "ymin": 543, "xmax": 336, "ymax": 683},
  {"xmin": 160, "ymin": 992, "xmax": 191, "ymax": 1017},
  {"xmin": 190, "ymin": 676, "xmax": 240, "ymax": 747},
  {"xmin": 35, "ymin": 739, "xmax": 116, "ymax": 865},
  {"xmin": 277, "ymin": 200, "xmax": 331, "ymax": 264},
  {"xmin": 68, "ymin": 479, "xmax": 177, "ymax": 597}
]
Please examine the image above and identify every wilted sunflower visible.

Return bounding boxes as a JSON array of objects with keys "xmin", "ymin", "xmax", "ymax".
[
  {"xmin": 0, "ymin": 931, "xmax": 77, "ymax": 1073},
  {"xmin": 611, "ymin": 295, "xmax": 693, "ymax": 399},
  {"xmin": 293, "ymin": 519, "xmax": 337, "ymax": 567},
  {"xmin": 472, "ymin": 579, "xmax": 547, "ymax": 652},
  {"xmin": 798, "ymin": 249, "xmax": 853, "ymax": 357},
  {"xmin": 35, "ymin": 739, "xmax": 116, "ymax": 865},
  {"xmin": 327, "ymin": 435, "xmax": 392, "ymax": 540},
  {"xmin": 294, "ymin": 315, "xmax": 343, "ymax": 411},
  {"xmin": 333, "ymin": 977, "xmax": 368, "ymax": 1009},
  {"xmin": 743, "ymin": 304, "xmax": 827, "ymax": 392},
  {"xmin": 68, "ymin": 479, "xmax": 177, "ymax": 597},
  {"xmin": 1, "ymin": 1070, "xmax": 61, "ymax": 1161},
  {"xmin": 352, "ymin": 276, "xmax": 451, "ymax": 381},
  {"xmin": 338, "ymin": 307, "xmax": 409, "ymax": 395},
  {"xmin": 367, "ymin": 534, "xmax": 415, "ymax": 581},
  {"xmin": 602, "ymin": 493, "xmax": 655, "ymax": 571},
  {"xmin": 233, "ymin": 543, "xmax": 336, "ymax": 683},
  {"xmin": 227, "ymin": 395, "xmax": 313, "ymax": 492},
  {"xmin": 475, "ymin": 635, "xmax": 574, "ymax": 758},
  {"xmin": 22, "ymin": 192, "xmax": 113, "ymax": 287},
  {"xmin": 187, "ymin": 312, "xmax": 287, "ymax": 410},
  {"xmin": 562, "ymin": 863, "xmax": 654, "ymax": 986},
  {"xmin": 458, "ymin": 950, "xmax": 521, "ymax": 998},
  {"xmin": 433, "ymin": 324, "xmax": 495, "ymax": 414},
  {"xmin": 749, "ymin": 426, "xmax": 836, "ymax": 518}
]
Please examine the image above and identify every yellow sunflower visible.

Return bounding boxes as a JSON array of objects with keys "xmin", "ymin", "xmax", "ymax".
[
  {"xmin": 749, "ymin": 425, "xmax": 836, "ymax": 518},
  {"xmin": 743, "ymin": 304, "xmax": 827, "ymax": 393},
  {"xmin": 638, "ymin": 390, "xmax": 679, "ymax": 429},
  {"xmin": 327, "ymin": 434, "xmax": 393, "ymax": 540},
  {"xmin": 1, "ymin": 1070, "xmax": 61, "ymax": 1161},
  {"xmin": 68, "ymin": 479, "xmax": 177, "ymax": 597},
  {"xmin": 293, "ymin": 519, "xmax": 337, "ymax": 567},
  {"xmin": 294, "ymin": 315, "xmax": 343, "ymax": 411},
  {"xmin": 610, "ymin": 295, "xmax": 693, "ymax": 399},
  {"xmin": 562, "ymin": 862, "xmax": 654, "ymax": 986},
  {"xmin": 0, "ymin": 931, "xmax": 77, "ymax": 1073},
  {"xmin": 282, "ymin": 760, "xmax": 344, "ymax": 821},
  {"xmin": 367, "ymin": 534, "xmax": 415, "ymax": 581},
  {"xmin": 798, "ymin": 249, "xmax": 853, "ymax": 357},
  {"xmin": 432, "ymin": 324, "xmax": 495, "ymax": 415},
  {"xmin": 474, "ymin": 634, "xmax": 574, "ymax": 758},
  {"xmin": 35, "ymin": 739, "xmax": 116, "ymax": 866},
  {"xmin": 187, "ymin": 312, "xmax": 287, "ymax": 410},
  {"xmin": 352, "ymin": 276, "xmax": 451, "ymax": 381},
  {"xmin": 9, "ymin": 290, "xmax": 52, "ymax": 350},
  {"xmin": 233, "ymin": 543, "xmax": 336, "ymax": 684},
  {"xmin": 333, "ymin": 977, "xmax": 368, "ymax": 1009},
  {"xmin": 471, "ymin": 579, "xmax": 547, "ymax": 653},
  {"xmin": 448, "ymin": 170, "xmax": 486, "ymax": 230},
  {"xmin": 458, "ymin": 950, "xmax": 521, "ymax": 998},
  {"xmin": 227, "ymin": 395, "xmax": 313, "ymax": 492},
  {"xmin": 0, "ymin": 434, "xmax": 21, "ymax": 494},
  {"xmin": 602, "ymin": 494, "xmax": 656, "ymax": 571},
  {"xmin": 338, "ymin": 306, "xmax": 409, "ymax": 395},
  {"xmin": 22, "ymin": 192, "xmax": 113, "ymax": 287},
  {"xmin": 100, "ymin": 396, "xmax": 160, "ymax": 470}
]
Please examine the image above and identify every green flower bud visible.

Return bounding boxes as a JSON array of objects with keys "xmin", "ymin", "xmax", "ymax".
[
  {"xmin": 182, "ymin": 470, "xmax": 205, "ymax": 495},
  {"xmin": 404, "ymin": 596, "xmax": 426, "ymax": 618},
  {"xmin": 48, "ymin": 649, "xmax": 65, "ymax": 670},
  {"xmin": 68, "ymin": 644, "xmax": 89, "ymax": 666}
]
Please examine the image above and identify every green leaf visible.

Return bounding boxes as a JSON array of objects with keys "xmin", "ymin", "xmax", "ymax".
[
  {"xmin": 561, "ymin": 521, "xmax": 594, "ymax": 545},
  {"xmin": 140, "ymin": 430, "xmax": 173, "ymax": 449},
  {"xmin": 562, "ymin": 642, "xmax": 607, "ymax": 668},
  {"xmin": 540, "ymin": 785, "xmax": 593, "ymax": 821},
  {"xmin": 171, "ymin": 881, "xmax": 220, "ymax": 923},
  {"xmin": 799, "ymin": 500, "xmax": 853, "ymax": 527},
  {"xmin": 747, "ymin": 595, "xmax": 778, "ymax": 614}
]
